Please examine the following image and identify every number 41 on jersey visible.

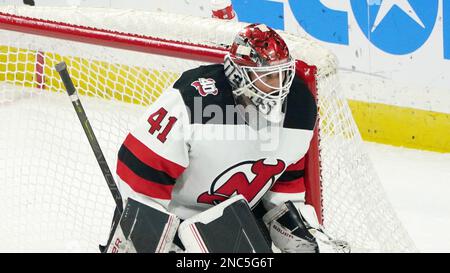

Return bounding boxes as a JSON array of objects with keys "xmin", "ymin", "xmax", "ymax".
[{"xmin": 147, "ymin": 107, "xmax": 177, "ymax": 143}]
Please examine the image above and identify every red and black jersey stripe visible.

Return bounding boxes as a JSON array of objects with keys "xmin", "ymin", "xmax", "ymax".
[
  {"xmin": 277, "ymin": 169, "xmax": 305, "ymax": 182},
  {"xmin": 116, "ymin": 134, "xmax": 186, "ymax": 199},
  {"xmin": 271, "ymin": 158, "xmax": 306, "ymax": 193}
]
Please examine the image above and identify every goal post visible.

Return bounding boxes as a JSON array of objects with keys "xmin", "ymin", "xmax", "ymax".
[{"xmin": 0, "ymin": 6, "xmax": 416, "ymax": 252}]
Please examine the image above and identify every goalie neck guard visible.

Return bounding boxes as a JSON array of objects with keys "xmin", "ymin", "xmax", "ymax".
[{"xmin": 224, "ymin": 23, "xmax": 296, "ymax": 124}]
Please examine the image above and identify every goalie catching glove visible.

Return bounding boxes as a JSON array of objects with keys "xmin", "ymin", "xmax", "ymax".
[{"xmin": 263, "ymin": 201, "xmax": 350, "ymax": 253}]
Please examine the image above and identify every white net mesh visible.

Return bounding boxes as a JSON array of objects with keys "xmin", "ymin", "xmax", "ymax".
[{"xmin": 0, "ymin": 6, "xmax": 416, "ymax": 252}]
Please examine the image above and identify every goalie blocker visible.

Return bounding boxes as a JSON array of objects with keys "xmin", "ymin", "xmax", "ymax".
[
  {"xmin": 263, "ymin": 201, "xmax": 351, "ymax": 253},
  {"xmin": 178, "ymin": 195, "xmax": 272, "ymax": 253}
]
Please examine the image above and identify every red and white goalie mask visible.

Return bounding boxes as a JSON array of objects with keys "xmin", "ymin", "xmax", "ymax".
[{"xmin": 224, "ymin": 23, "xmax": 295, "ymax": 124}]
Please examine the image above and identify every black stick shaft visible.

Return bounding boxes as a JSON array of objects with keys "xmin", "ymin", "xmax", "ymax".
[{"xmin": 55, "ymin": 62, "xmax": 123, "ymax": 213}]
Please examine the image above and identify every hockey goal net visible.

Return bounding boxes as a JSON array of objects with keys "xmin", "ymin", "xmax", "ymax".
[{"xmin": 0, "ymin": 6, "xmax": 416, "ymax": 252}]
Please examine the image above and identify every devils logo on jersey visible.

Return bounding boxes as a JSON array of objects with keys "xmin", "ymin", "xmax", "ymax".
[
  {"xmin": 191, "ymin": 78, "xmax": 219, "ymax": 96},
  {"xmin": 197, "ymin": 159, "xmax": 286, "ymax": 207}
]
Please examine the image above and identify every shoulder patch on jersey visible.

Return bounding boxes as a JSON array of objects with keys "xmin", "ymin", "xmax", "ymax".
[
  {"xmin": 173, "ymin": 64, "xmax": 239, "ymax": 125},
  {"xmin": 191, "ymin": 78, "xmax": 219, "ymax": 97}
]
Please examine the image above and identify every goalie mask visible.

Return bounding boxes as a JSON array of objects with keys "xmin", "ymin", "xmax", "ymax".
[{"xmin": 224, "ymin": 23, "xmax": 295, "ymax": 124}]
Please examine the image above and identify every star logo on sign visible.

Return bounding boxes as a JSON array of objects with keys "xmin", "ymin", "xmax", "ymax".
[{"xmin": 371, "ymin": 0, "xmax": 425, "ymax": 32}]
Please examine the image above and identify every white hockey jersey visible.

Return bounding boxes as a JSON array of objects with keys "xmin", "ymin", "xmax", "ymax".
[{"xmin": 116, "ymin": 64, "xmax": 317, "ymax": 220}]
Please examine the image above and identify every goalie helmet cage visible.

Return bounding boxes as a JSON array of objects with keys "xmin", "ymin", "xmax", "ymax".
[{"xmin": 0, "ymin": 6, "xmax": 416, "ymax": 252}]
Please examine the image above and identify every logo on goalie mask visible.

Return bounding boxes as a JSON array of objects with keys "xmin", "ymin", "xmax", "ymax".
[
  {"xmin": 197, "ymin": 159, "xmax": 285, "ymax": 207},
  {"xmin": 191, "ymin": 78, "xmax": 219, "ymax": 97}
]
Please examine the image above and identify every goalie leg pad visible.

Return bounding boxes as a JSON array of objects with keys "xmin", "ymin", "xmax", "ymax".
[
  {"xmin": 107, "ymin": 198, "xmax": 180, "ymax": 253},
  {"xmin": 178, "ymin": 195, "xmax": 272, "ymax": 253}
]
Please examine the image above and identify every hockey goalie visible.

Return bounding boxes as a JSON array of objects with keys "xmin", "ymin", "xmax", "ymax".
[{"xmin": 104, "ymin": 23, "xmax": 350, "ymax": 253}]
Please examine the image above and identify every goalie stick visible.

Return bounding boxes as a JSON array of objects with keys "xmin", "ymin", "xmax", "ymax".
[
  {"xmin": 55, "ymin": 61, "xmax": 123, "ymax": 212},
  {"xmin": 55, "ymin": 62, "xmax": 123, "ymax": 252}
]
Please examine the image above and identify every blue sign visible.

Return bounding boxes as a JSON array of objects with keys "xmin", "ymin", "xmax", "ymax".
[
  {"xmin": 232, "ymin": 0, "xmax": 284, "ymax": 30},
  {"xmin": 232, "ymin": 0, "xmax": 448, "ymax": 59},
  {"xmin": 351, "ymin": 0, "xmax": 438, "ymax": 55},
  {"xmin": 445, "ymin": 0, "xmax": 450, "ymax": 59},
  {"xmin": 288, "ymin": 0, "xmax": 349, "ymax": 45}
]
